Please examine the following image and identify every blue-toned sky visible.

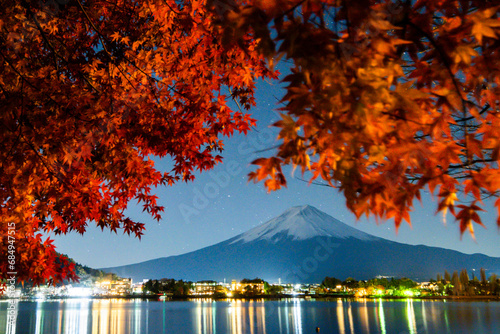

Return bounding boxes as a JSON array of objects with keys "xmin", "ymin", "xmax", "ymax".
[{"xmin": 51, "ymin": 70, "xmax": 500, "ymax": 269}]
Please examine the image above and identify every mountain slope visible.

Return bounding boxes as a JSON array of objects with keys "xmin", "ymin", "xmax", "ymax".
[
  {"xmin": 230, "ymin": 205, "xmax": 375, "ymax": 243},
  {"xmin": 101, "ymin": 205, "xmax": 500, "ymax": 283}
]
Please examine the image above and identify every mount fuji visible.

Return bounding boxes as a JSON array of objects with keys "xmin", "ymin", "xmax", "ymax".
[{"xmin": 102, "ymin": 205, "xmax": 500, "ymax": 283}]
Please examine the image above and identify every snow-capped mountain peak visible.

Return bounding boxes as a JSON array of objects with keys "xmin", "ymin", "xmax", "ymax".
[{"xmin": 231, "ymin": 205, "xmax": 375, "ymax": 244}]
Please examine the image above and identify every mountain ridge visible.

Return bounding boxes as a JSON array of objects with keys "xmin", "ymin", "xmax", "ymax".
[
  {"xmin": 230, "ymin": 205, "xmax": 376, "ymax": 244},
  {"xmin": 101, "ymin": 205, "xmax": 500, "ymax": 283}
]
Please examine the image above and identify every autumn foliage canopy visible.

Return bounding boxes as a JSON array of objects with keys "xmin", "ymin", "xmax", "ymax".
[
  {"xmin": 243, "ymin": 0, "xmax": 500, "ymax": 237},
  {"xmin": 0, "ymin": 0, "xmax": 273, "ymax": 285},
  {"xmin": 1, "ymin": 0, "xmax": 500, "ymax": 285}
]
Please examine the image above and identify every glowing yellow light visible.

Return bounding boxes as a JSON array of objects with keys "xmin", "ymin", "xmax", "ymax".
[{"xmin": 403, "ymin": 290, "xmax": 414, "ymax": 297}]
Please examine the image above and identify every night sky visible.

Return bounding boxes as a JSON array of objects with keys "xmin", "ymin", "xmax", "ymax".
[{"xmin": 50, "ymin": 69, "xmax": 500, "ymax": 270}]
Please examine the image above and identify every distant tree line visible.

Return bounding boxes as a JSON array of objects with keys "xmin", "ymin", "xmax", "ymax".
[
  {"xmin": 240, "ymin": 278, "xmax": 264, "ymax": 284},
  {"xmin": 321, "ymin": 268, "xmax": 500, "ymax": 296},
  {"xmin": 74, "ymin": 263, "xmax": 111, "ymax": 281},
  {"xmin": 321, "ymin": 276, "xmax": 417, "ymax": 293},
  {"xmin": 432, "ymin": 269, "xmax": 500, "ymax": 296},
  {"xmin": 143, "ymin": 279, "xmax": 192, "ymax": 297},
  {"xmin": 235, "ymin": 278, "xmax": 266, "ymax": 297}
]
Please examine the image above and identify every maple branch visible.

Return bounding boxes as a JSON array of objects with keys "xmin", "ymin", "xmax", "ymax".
[
  {"xmin": 228, "ymin": 87, "xmax": 244, "ymax": 113},
  {"xmin": 478, "ymin": 190, "xmax": 500, "ymax": 201},
  {"xmin": 22, "ymin": 135, "xmax": 68, "ymax": 189},
  {"xmin": 253, "ymin": 144, "xmax": 282, "ymax": 154},
  {"xmin": 0, "ymin": 49, "xmax": 59, "ymax": 99},
  {"xmin": 295, "ymin": 176, "xmax": 334, "ymax": 188},
  {"xmin": 76, "ymin": 0, "xmax": 152, "ymax": 96},
  {"xmin": 0, "ymin": 118, "xmax": 23, "ymax": 160},
  {"xmin": 448, "ymin": 159, "xmax": 495, "ymax": 170},
  {"xmin": 343, "ymin": 0, "xmax": 353, "ymax": 40},
  {"xmin": 9, "ymin": 6, "xmax": 100, "ymax": 93},
  {"xmin": 407, "ymin": 22, "xmax": 467, "ymax": 114},
  {"xmin": 381, "ymin": 111, "xmax": 432, "ymax": 126},
  {"xmin": 407, "ymin": 20, "xmax": 472, "ymax": 167},
  {"xmin": 89, "ymin": 34, "xmax": 191, "ymax": 102},
  {"xmin": 112, "ymin": 62, "xmax": 141, "ymax": 93},
  {"xmin": 161, "ymin": 0, "xmax": 181, "ymax": 15},
  {"xmin": 455, "ymin": 103, "xmax": 491, "ymax": 123},
  {"xmin": 22, "ymin": 1, "xmax": 59, "ymax": 71},
  {"xmin": 275, "ymin": 0, "xmax": 307, "ymax": 21},
  {"xmin": 414, "ymin": 133, "xmax": 431, "ymax": 140},
  {"xmin": 75, "ymin": 0, "xmax": 111, "ymax": 57}
]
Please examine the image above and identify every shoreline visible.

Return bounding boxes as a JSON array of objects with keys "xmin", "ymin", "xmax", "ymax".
[{"xmin": 3, "ymin": 294, "xmax": 500, "ymax": 302}]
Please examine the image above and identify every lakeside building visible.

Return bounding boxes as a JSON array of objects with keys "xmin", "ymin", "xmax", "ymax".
[
  {"xmin": 192, "ymin": 281, "xmax": 218, "ymax": 295},
  {"xmin": 131, "ymin": 280, "xmax": 149, "ymax": 294},
  {"xmin": 231, "ymin": 280, "xmax": 264, "ymax": 294},
  {"xmin": 94, "ymin": 278, "xmax": 132, "ymax": 296},
  {"xmin": 419, "ymin": 282, "xmax": 440, "ymax": 292}
]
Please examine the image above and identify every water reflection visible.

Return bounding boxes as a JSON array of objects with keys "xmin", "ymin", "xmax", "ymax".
[
  {"xmin": 194, "ymin": 299, "xmax": 308, "ymax": 334},
  {"xmin": 377, "ymin": 298, "xmax": 387, "ymax": 334},
  {"xmin": 195, "ymin": 299, "xmax": 215, "ymax": 334},
  {"xmin": 347, "ymin": 301, "xmax": 354, "ymax": 334},
  {"xmin": 34, "ymin": 301, "xmax": 42, "ymax": 334},
  {"xmin": 227, "ymin": 299, "xmax": 268, "ymax": 334},
  {"xmin": 406, "ymin": 299, "xmax": 417, "ymax": 334},
  {"xmin": 292, "ymin": 299, "xmax": 302, "ymax": 334},
  {"xmin": 2, "ymin": 297, "xmax": 497, "ymax": 333}
]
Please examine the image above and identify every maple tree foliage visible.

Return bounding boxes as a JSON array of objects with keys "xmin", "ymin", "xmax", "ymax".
[
  {"xmin": 230, "ymin": 0, "xmax": 500, "ymax": 238},
  {"xmin": 0, "ymin": 0, "xmax": 275, "ymax": 285}
]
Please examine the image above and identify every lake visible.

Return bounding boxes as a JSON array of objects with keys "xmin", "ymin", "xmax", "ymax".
[{"xmin": 1, "ymin": 298, "xmax": 499, "ymax": 333}]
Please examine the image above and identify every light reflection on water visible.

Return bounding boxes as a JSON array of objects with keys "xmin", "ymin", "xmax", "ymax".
[
  {"xmin": 2, "ymin": 298, "xmax": 500, "ymax": 334},
  {"xmin": 377, "ymin": 298, "xmax": 386, "ymax": 334}
]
